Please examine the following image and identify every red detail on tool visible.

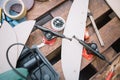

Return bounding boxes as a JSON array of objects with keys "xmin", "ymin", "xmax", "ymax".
[
  {"xmin": 106, "ymin": 69, "xmax": 114, "ymax": 80},
  {"xmin": 82, "ymin": 28, "xmax": 93, "ymax": 60},
  {"xmin": 84, "ymin": 28, "xmax": 90, "ymax": 40},
  {"xmin": 43, "ymin": 37, "xmax": 57, "ymax": 46},
  {"xmin": 82, "ymin": 48, "xmax": 93, "ymax": 60}
]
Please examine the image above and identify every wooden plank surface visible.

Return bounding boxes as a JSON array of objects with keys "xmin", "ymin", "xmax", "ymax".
[
  {"xmin": 27, "ymin": 0, "xmax": 110, "ymax": 59},
  {"xmin": 81, "ymin": 17, "xmax": 120, "ymax": 70},
  {"xmin": 51, "ymin": 0, "xmax": 110, "ymax": 25},
  {"xmin": 90, "ymin": 52, "xmax": 120, "ymax": 80},
  {"xmin": 27, "ymin": 0, "xmax": 65, "ymax": 20},
  {"xmin": 53, "ymin": 47, "xmax": 117, "ymax": 80},
  {"xmin": 26, "ymin": 0, "xmax": 120, "ymax": 79},
  {"xmin": 51, "ymin": 1, "xmax": 72, "ymax": 19},
  {"xmin": 54, "ymin": 60, "xmax": 65, "ymax": 80},
  {"xmin": 91, "ymin": 47, "xmax": 117, "ymax": 71},
  {"xmin": 53, "ymin": 17, "xmax": 120, "ymax": 80},
  {"xmin": 26, "ymin": 0, "xmax": 113, "ymax": 74},
  {"xmin": 87, "ymin": 0, "xmax": 110, "ymax": 25},
  {"xmin": 89, "ymin": 17, "xmax": 120, "ymax": 53}
]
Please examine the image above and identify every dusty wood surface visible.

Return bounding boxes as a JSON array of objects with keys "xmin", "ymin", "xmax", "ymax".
[
  {"xmin": 81, "ymin": 17, "xmax": 120, "ymax": 70},
  {"xmin": 89, "ymin": 17, "xmax": 120, "ymax": 53},
  {"xmin": 27, "ymin": 0, "xmax": 111, "ymax": 62},
  {"xmin": 91, "ymin": 47, "xmax": 117, "ymax": 71},
  {"xmin": 54, "ymin": 60, "xmax": 65, "ymax": 80},
  {"xmin": 27, "ymin": 0, "xmax": 65, "ymax": 20},
  {"xmin": 26, "ymin": 0, "xmax": 120, "ymax": 80},
  {"xmin": 90, "ymin": 52, "xmax": 120, "ymax": 80}
]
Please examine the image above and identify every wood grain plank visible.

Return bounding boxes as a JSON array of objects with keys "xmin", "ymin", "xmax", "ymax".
[
  {"xmin": 81, "ymin": 17, "xmax": 120, "ymax": 70},
  {"xmin": 51, "ymin": 2, "xmax": 113, "ymax": 80},
  {"xmin": 50, "ymin": 1, "xmax": 72, "ymax": 20},
  {"xmin": 26, "ymin": 1, "xmax": 71, "ymax": 58},
  {"xmin": 87, "ymin": 0, "xmax": 110, "ymax": 25},
  {"xmin": 27, "ymin": 0, "xmax": 65, "ymax": 20},
  {"xmin": 53, "ymin": 47, "xmax": 116, "ymax": 80},
  {"xmin": 89, "ymin": 17, "xmax": 120, "ymax": 53},
  {"xmin": 27, "ymin": 0, "xmax": 110, "ymax": 58},
  {"xmin": 54, "ymin": 60, "xmax": 65, "ymax": 80},
  {"xmin": 51, "ymin": 0, "xmax": 110, "ymax": 26},
  {"xmin": 90, "ymin": 52, "xmax": 120, "ymax": 80},
  {"xmin": 53, "ymin": 47, "xmax": 117, "ymax": 80},
  {"xmin": 26, "ymin": 0, "xmax": 118, "ymax": 74},
  {"xmin": 26, "ymin": 0, "xmax": 120, "ymax": 79},
  {"xmin": 50, "ymin": 0, "xmax": 112, "ymax": 73},
  {"xmin": 91, "ymin": 47, "xmax": 116, "ymax": 71}
]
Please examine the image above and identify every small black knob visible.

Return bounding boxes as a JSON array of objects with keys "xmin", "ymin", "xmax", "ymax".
[{"xmin": 44, "ymin": 32, "xmax": 54, "ymax": 40}]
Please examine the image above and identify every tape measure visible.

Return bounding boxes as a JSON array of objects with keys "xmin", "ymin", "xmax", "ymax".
[
  {"xmin": 51, "ymin": 17, "xmax": 65, "ymax": 31},
  {"xmin": 3, "ymin": 0, "xmax": 26, "ymax": 20}
]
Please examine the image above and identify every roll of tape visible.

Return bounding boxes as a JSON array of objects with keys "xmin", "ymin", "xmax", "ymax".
[
  {"xmin": 11, "ymin": 0, "xmax": 34, "ymax": 12},
  {"xmin": 3, "ymin": 0, "xmax": 26, "ymax": 20},
  {"xmin": 51, "ymin": 17, "xmax": 65, "ymax": 31}
]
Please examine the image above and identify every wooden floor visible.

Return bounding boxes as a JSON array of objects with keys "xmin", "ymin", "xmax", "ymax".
[{"xmin": 26, "ymin": 0, "xmax": 120, "ymax": 79}]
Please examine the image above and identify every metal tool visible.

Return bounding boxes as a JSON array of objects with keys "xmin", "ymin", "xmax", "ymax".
[
  {"xmin": 106, "ymin": 58, "xmax": 120, "ymax": 80},
  {"xmin": 106, "ymin": 65, "xmax": 114, "ymax": 80},
  {"xmin": 73, "ymin": 35, "xmax": 111, "ymax": 64},
  {"xmin": 51, "ymin": 16, "xmax": 65, "ymax": 31},
  {"xmin": 88, "ymin": 9, "xmax": 104, "ymax": 46},
  {"xmin": 35, "ymin": 25, "xmax": 72, "ymax": 41}
]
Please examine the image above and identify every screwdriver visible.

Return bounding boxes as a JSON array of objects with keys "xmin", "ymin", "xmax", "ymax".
[
  {"xmin": 106, "ymin": 67, "xmax": 114, "ymax": 80},
  {"xmin": 88, "ymin": 9, "xmax": 104, "ymax": 47},
  {"xmin": 73, "ymin": 35, "xmax": 111, "ymax": 65},
  {"xmin": 35, "ymin": 25, "xmax": 72, "ymax": 41}
]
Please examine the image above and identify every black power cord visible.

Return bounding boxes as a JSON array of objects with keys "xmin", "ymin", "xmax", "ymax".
[
  {"xmin": 6, "ymin": 43, "xmax": 42, "ymax": 80},
  {"xmin": 6, "ymin": 43, "xmax": 28, "ymax": 79}
]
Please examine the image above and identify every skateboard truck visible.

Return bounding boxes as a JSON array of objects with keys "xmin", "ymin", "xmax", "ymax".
[
  {"xmin": 82, "ymin": 43, "xmax": 98, "ymax": 60},
  {"xmin": 35, "ymin": 25, "xmax": 72, "ymax": 46},
  {"xmin": 43, "ymin": 32, "xmax": 57, "ymax": 45},
  {"xmin": 73, "ymin": 35, "xmax": 111, "ymax": 65},
  {"xmin": 35, "ymin": 25, "xmax": 72, "ymax": 41}
]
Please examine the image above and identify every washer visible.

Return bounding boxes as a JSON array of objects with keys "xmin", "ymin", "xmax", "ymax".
[{"xmin": 51, "ymin": 17, "xmax": 65, "ymax": 31}]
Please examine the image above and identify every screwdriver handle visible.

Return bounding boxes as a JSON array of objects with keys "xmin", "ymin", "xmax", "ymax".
[{"xmin": 106, "ymin": 71, "xmax": 114, "ymax": 80}]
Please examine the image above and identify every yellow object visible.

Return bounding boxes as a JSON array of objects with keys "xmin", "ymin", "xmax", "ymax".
[{"xmin": 3, "ymin": 0, "xmax": 26, "ymax": 20}]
